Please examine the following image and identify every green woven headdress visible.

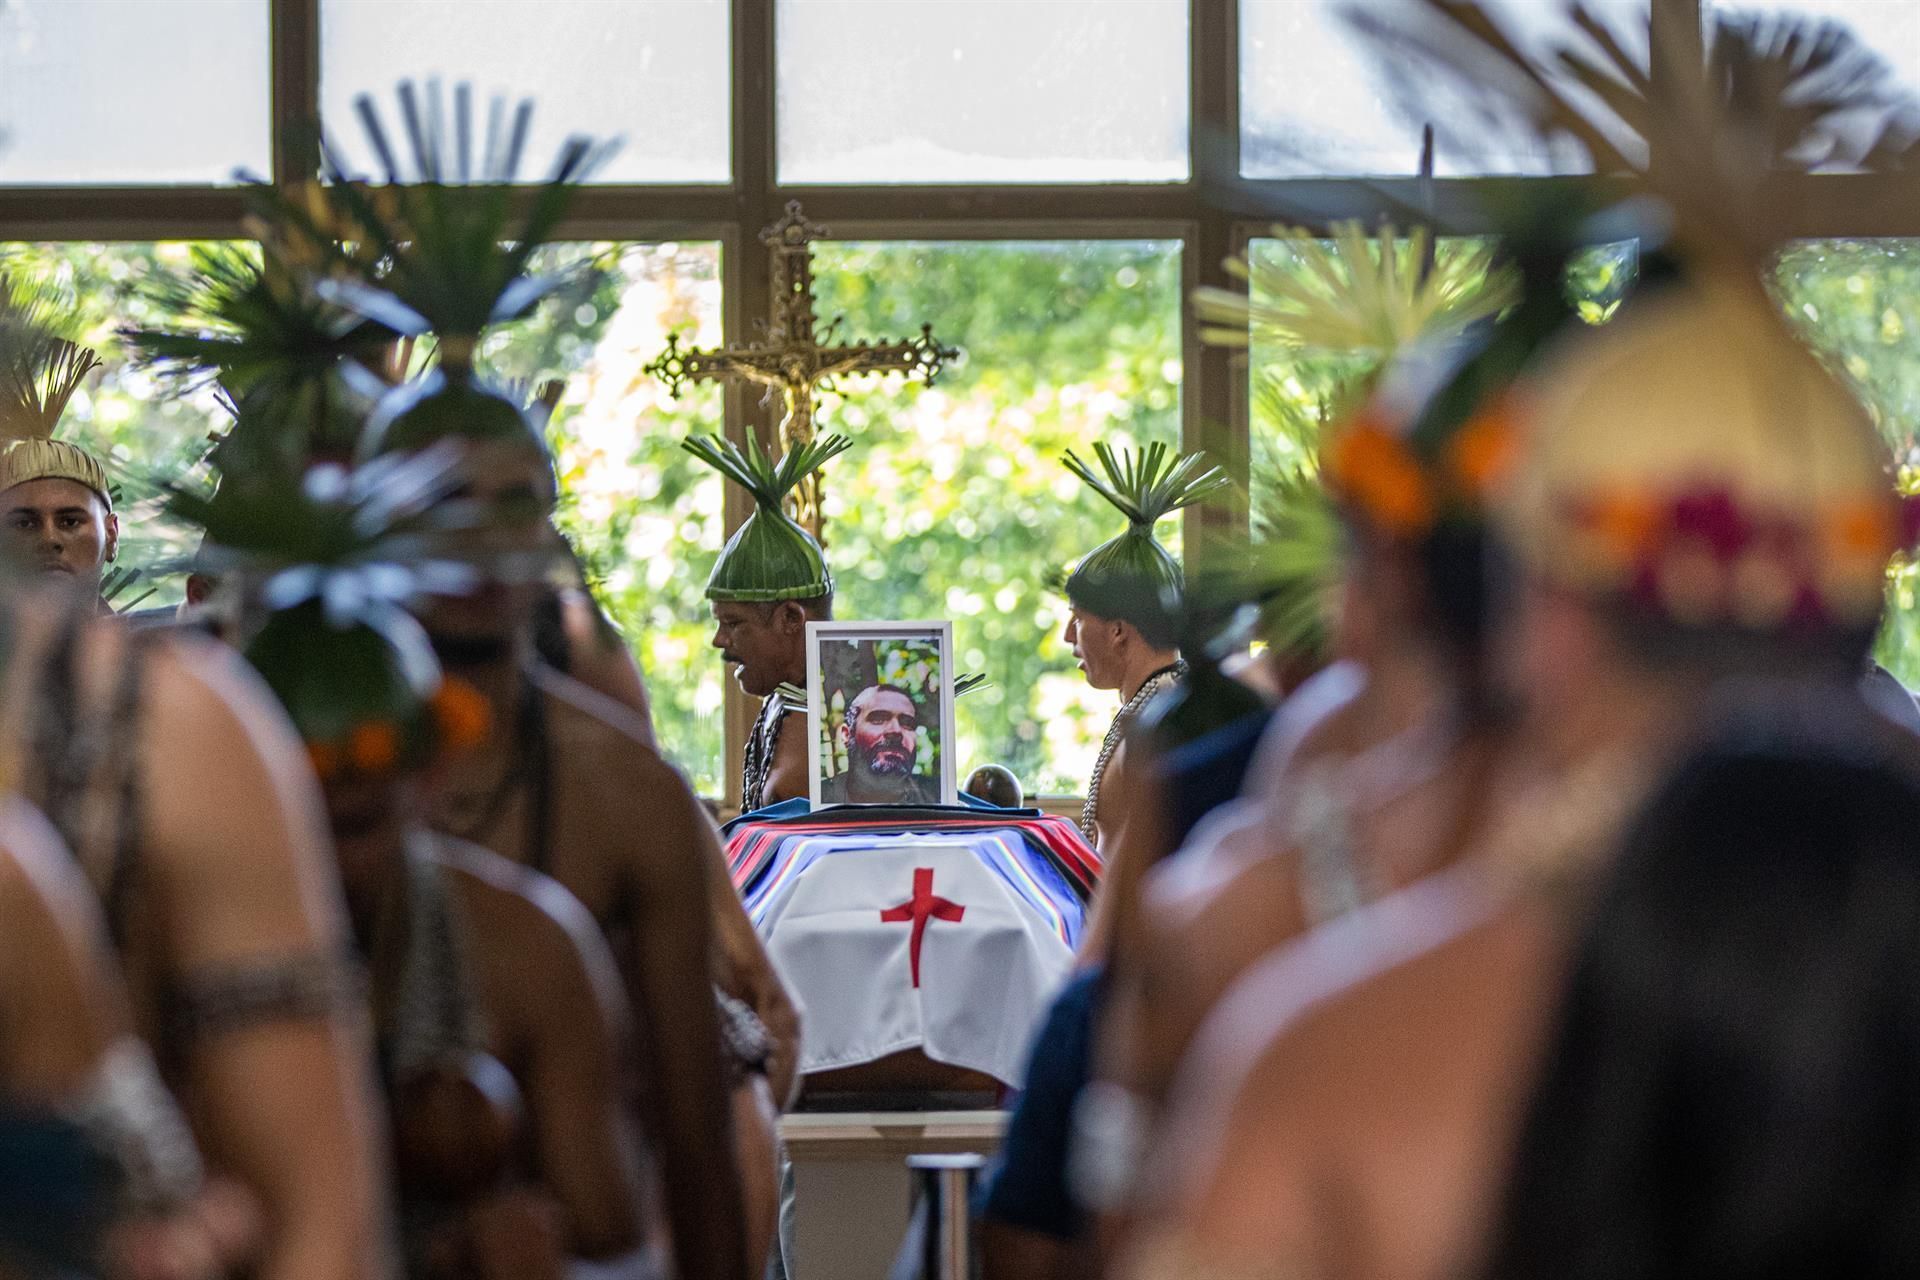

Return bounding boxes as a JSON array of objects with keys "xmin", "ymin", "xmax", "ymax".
[
  {"xmin": 1061, "ymin": 442, "xmax": 1229, "ymax": 629},
  {"xmin": 0, "ymin": 277, "xmax": 108, "ymax": 506},
  {"xmin": 683, "ymin": 433, "xmax": 850, "ymax": 603},
  {"xmin": 170, "ymin": 446, "xmax": 490, "ymax": 779}
]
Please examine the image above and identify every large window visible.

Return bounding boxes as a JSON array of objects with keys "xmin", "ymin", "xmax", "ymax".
[
  {"xmin": 9, "ymin": 1, "xmax": 1918, "ymax": 804},
  {"xmin": 813, "ymin": 239, "xmax": 1182, "ymax": 795}
]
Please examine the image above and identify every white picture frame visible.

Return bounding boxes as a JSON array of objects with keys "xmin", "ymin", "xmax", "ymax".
[{"xmin": 805, "ymin": 620, "xmax": 958, "ymax": 808}]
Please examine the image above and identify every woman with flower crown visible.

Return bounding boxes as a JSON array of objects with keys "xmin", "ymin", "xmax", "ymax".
[{"xmin": 1120, "ymin": 5, "xmax": 1920, "ymax": 1278}]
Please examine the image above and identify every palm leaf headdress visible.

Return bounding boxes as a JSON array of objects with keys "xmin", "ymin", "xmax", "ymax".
[
  {"xmin": 258, "ymin": 81, "xmax": 615, "ymax": 460},
  {"xmin": 121, "ymin": 244, "xmax": 395, "ymax": 473},
  {"xmin": 1195, "ymin": 221, "xmax": 1513, "ymax": 357},
  {"xmin": 1061, "ymin": 442, "xmax": 1230, "ymax": 624},
  {"xmin": 682, "ymin": 433, "xmax": 851, "ymax": 603},
  {"xmin": 0, "ymin": 277, "xmax": 109, "ymax": 504}
]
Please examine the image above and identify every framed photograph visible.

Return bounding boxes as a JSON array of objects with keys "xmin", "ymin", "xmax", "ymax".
[{"xmin": 806, "ymin": 621, "xmax": 957, "ymax": 808}]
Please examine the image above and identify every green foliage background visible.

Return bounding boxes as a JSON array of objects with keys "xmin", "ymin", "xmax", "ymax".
[
  {"xmin": 811, "ymin": 241, "xmax": 1182, "ymax": 794},
  {"xmin": 1774, "ymin": 240, "xmax": 1920, "ymax": 685}
]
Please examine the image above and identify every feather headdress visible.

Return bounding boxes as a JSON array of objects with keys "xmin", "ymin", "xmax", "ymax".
[
  {"xmin": 1061, "ymin": 442, "xmax": 1230, "ymax": 632},
  {"xmin": 1347, "ymin": 1, "xmax": 1920, "ymax": 633},
  {"xmin": 0, "ymin": 278, "xmax": 108, "ymax": 504},
  {"xmin": 683, "ymin": 433, "xmax": 849, "ymax": 602},
  {"xmin": 1193, "ymin": 221, "xmax": 1518, "ymax": 659}
]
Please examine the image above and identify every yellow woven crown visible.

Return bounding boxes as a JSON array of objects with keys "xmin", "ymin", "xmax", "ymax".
[
  {"xmin": 0, "ymin": 329, "xmax": 108, "ymax": 505},
  {"xmin": 0, "ymin": 438, "xmax": 110, "ymax": 506}
]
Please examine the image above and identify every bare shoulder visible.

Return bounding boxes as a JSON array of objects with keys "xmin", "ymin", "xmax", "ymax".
[
  {"xmin": 435, "ymin": 836, "xmax": 603, "ymax": 956},
  {"xmin": 1164, "ymin": 871, "xmax": 1555, "ymax": 1192},
  {"xmin": 531, "ymin": 663, "xmax": 668, "ymax": 776},
  {"xmin": 0, "ymin": 798, "xmax": 68, "ymax": 892},
  {"xmin": 129, "ymin": 626, "xmax": 310, "ymax": 775},
  {"xmin": 434, "ymin": 837, "xmax": 624, "ymax": 1009},
  {"xmin": 0, "ymin": 798, "xmax": 128, "ymax": 1091}
]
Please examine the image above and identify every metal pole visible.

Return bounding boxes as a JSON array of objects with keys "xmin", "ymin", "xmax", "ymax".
[{"xmin": 905, "ymin": 1153, "xmax": 984, "ymax": 1280}]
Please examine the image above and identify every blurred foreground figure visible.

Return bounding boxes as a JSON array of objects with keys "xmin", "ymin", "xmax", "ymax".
[
  {"xmin": 182, "ymin": 454, "xmax": 649, "ymax": 1280},
  {"xmin": 1127, "ymin": 6, "xmax": 1920, "ymax": 1277},
  {"xmin": 0, "ymin": 803, "xmax": 259, "ymax": 1280},
  {"xmin": 0, "ymin": 279, "xmax": 393, "ymax": 1280},
  {"xmin": 1481, "ymin": 696, "xmax": 1920, "ymax": 1279},
  {"xmin": 1090, "ymin": 221, "xmax": 1532, "ymax": 1231},
  {"xmin": 128, "ymin": 83, "xmax": 762, "ymax": 1278}
]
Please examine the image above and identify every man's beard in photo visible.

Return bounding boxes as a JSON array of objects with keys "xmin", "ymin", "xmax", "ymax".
[{"xmin": 852, "ymin": 736, "xmax": 915, "ymax": 780}]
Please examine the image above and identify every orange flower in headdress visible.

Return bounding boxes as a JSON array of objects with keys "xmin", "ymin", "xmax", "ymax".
[
  {"xmin": 1581, "ymin": 491, "xmax": 1663, "ymax": 569},
  {"xmin": 1325, "ymin": 417, "xmax": 1434, "ymax": 536},
  {"xmin": 1448, "ymin": 399, "xmax": 1522, "ymax": 499},
  {"xmin": 431, "ymin": 678, "xmax": 493, "ymax": 753},
  {"xmin": 1824, "ymin": 499, "xmax": 1897, "ymax": 570},
  {"xmin": 348, "ymin": 721, "xmax": 401, "ymax": 774}
]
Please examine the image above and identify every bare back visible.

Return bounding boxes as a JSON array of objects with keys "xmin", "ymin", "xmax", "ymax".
[
  {"xmin": 0, "ymin": 595, "xmax": 391, "ymax": 1280},
  {"xmin": 1134, "ymin": 876, "xmax": 1566, "ymax": 1280}
]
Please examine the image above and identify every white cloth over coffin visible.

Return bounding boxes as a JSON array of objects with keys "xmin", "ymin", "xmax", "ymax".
[{"xmin": 754, "ymin": 834, "xmax": 1076, "ymax": 1087}]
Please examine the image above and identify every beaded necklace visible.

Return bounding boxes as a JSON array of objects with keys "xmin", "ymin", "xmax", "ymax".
[{"xmin": 1080, "ymin": 660, "xmax": 1187, "ymax": 843}]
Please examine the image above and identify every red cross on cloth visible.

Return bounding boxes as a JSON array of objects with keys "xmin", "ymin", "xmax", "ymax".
[{"xmin": 880, "ymin": 867, "xmax": 966, "ymax": 988}]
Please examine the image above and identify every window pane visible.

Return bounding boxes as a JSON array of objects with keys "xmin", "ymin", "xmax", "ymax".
[
  {"xmin": 321, "ymin": 0, "xmax": 729, "ymax": 184},
  {"xmin": 811, "ymin": 240, "xmax": 1183, "ymax": 795},
  {"xmin": 1240, "ymin": 0, "xmax": 1636, "ymax": 177},
  {"xmin": 0, "ymin": 2, "xmax": 269, "ymax": 184},
  {"xmin": 0, "ymin": 242, "xmax": 244, "ymax": 604},
  {"xmin": 1705, "ymin": 2, "xmax": 1920, "ymax": 86},
  {"xmin": 1771, "ymin": 240, "xmax": 1920, "ymax": 686},
  {"xmin": 778, "ymin": 0, "xmax": 1188, "ymax": 184},
  {"xmin": 483, "ymin": 243, "xmax": 728, "ymax": 793}
]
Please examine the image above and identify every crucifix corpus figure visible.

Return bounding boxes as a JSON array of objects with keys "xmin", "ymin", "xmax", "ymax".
[{"xmin": 644, "ymin": 199, "xmax": 960, "ymax": 536}]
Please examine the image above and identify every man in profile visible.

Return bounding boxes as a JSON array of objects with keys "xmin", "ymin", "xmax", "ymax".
[{"xmin": 819, "ymin": 684, "xmax": 939, "ymax": 805}]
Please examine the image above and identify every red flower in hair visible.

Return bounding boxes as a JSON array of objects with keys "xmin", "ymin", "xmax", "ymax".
[{"xmin": 1670, "ymin": 489, "xmax": 1754, "ymax": 562}]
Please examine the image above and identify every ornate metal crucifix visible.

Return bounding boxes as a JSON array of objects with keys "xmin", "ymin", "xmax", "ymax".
[{"xmin": 644, "ymin": 200, "xmax": 960, "ymax": 536}]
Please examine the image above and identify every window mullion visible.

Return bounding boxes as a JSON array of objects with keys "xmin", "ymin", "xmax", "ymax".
[{"xmin": 270, "ymin": 0, "xmax": 320, "ymax": 189}]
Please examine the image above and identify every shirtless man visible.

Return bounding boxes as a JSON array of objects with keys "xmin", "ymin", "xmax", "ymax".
[
  {"xmin": 381, "ymin": 424, "xmax": 752, "ymax": 1280},
  {"xmin": 530, "ymin": 579, "xmax": 792, "ymax": 1266},
  {"xmin": 1056, "ymin": 443, "xmax": 1225, "ymax": 861},
  {"xmin": 684, "ymin": 433, "xmax": 846, "ymax": 817},
  {"xmin": 1132, "ymin": 242, "xmax": 1906, "ymax": 1278},
  {"xmin": 234, "ymin": 586, "xmax": 647, "ymax": 1280},
  {"xmin": 0, "ymin": 591, "xmax": 393, "ymax": 1280},
  {"xmin": 0, "ymin": 799, "xmax": 258, "ymax": 1280}
]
